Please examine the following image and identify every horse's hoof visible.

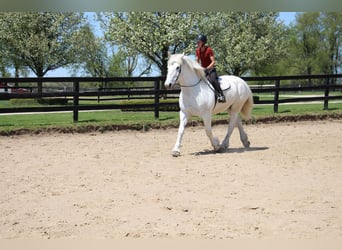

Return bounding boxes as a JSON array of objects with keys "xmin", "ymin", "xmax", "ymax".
[
  {"xmin": 172, "ymin": 150, "xmax": 181, "ymax": 157},
  {"xmin": 243, "ymin": 140, "xmax": 250, "ymax": 148}
]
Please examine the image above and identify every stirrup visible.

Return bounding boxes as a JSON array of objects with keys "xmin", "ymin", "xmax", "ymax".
[{"xmin": 218, "ymin": 94, "xmax": 226, "ymax": 103}]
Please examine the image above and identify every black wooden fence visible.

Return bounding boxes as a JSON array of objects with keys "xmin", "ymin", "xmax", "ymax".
[
  {"xmin": 243, "ymin": 74, "xmax": 342, "ymax": 112},
  {"xmin": 0, "ymin": 74, "xmax": 342, "ymax": 122}
]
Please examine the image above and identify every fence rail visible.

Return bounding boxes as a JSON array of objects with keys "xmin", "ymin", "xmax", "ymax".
[{"xmin": 1, "ymin": 74, "xmax": 342, "ymax": 122}]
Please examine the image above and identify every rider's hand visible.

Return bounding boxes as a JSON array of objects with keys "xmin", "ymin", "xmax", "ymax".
[{"xmin": 204, "ymin": 68, "xmax": 210, "ymax": 76}]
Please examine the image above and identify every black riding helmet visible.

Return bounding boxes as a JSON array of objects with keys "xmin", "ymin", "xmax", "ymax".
[{"xmin": 197, "ymin": 34, "xmax": 207, "ymax": 43}]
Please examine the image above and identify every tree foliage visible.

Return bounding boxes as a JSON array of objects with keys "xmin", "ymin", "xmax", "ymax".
[
  {"xmin": 75, "ymin": 24, "xmax": 146, "ymax": 79},
  {"xmin": 75, "ymin": 25, "xmax": 119, "ymax": 77},
  {"xmin": 104, "ymin": 12, "xmax": 287, "ymax": 77},
  {"xmin": 104, "ymin": 12, "xmax": 200, "ymax": 77},
  {"xmin": 0, "ymin": 12, "xmax": 87, "ymax": 79},
  {"xmin": 320, "ymin": 12, "xmax": 342, "ymax": 75},
  {"xmin": 293, "ymin": 13, "xmax": 324, "ymax": 75},
  {"xmin": 1, "ymin": 11, "xmax": 340, "ymax": 82},
  {"xmin": 263, "ymin": 12, "xmax": 342, "ymax": 79},
  {"xmin": 198, "ymin": 12, "xmax": 287, "ymax": 76}
]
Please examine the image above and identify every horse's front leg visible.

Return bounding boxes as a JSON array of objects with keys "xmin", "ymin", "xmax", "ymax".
[
  {"xmin": 172, "ymin": 110, "xmax": 188, "ymax": 157},
  {"xmin": 202, "ymin": 114, "xmax": 220, "ymax": 151}
]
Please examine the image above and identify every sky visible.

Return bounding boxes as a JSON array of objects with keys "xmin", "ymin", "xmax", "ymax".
[
  {"xmin": 42, "ymin": 12, "xmax": 297, "ymax": 77},
  {"xmin": 278, "ymin": 12, "xmax": 297, "ymax": 25}
]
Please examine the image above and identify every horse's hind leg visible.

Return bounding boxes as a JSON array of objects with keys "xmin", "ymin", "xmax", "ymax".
[
  {"xmin": 221, "ymin": 111, "xmax": 238, "ymax": 150},
  {"xmin": 237, "ymin": 116, "xmax": 250, "ymax": 148},
  {"xmin": 221, "ymin": 112, "xmax": 250, "ymax": 149},
  {"xmin": 172, "ymin": 110, "xmax": 188, "ymax": 157}
]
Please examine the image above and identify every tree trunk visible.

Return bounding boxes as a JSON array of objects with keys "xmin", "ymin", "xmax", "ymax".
[
  {"xmin": 14, "ymin": 65, "xmax": 20, "ymax": 87},
  {"xmin": 307, "ymin": 66, "xmax": 312, "ymax": 86},
  {"xmin": 161, "ymin": 46, "xmax": 169, "ymax": 78},
  {"xmin": 37, "ymin": 70, "xmax": 44, "ymax": 94}
]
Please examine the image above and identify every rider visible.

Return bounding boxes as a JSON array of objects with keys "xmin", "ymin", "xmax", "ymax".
[{"xmin": 195, "ymin": 34, "xmax": 226, "ymax": 103}]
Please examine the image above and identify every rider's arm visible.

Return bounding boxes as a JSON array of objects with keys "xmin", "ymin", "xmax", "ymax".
[{"xmin": 207, "ymin": 55, "xmax": 216, "ymax": 69}]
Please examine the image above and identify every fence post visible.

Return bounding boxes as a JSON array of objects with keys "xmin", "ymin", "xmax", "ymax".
[
  {"xmin": 97, "ymin": 87, "xmax": 101, "ymax": 103},
  {"xmin": 154, "ymin": 79, "xmax": 160, "ymax": 119},
  {"xmin": 73, "ymin": 81, "xmax": 79, "ymax": 122},
  {"xmin": 324, "ymin": 77, "xmax": 330, "ymax": 110},
  {"xmin": 273, "ymin": 79, "xmax": 280, "ymax": 113}
]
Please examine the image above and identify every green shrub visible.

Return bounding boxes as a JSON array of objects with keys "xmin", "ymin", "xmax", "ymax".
[
  {"xmin": 9, "ymin": 98, "xmax": 68, "ymax": 106},
  {"xmin": 9, "ymin": 98, "xmax": 39, "ymax": 105},
  {"xmin": 37, "ymin": 98, "xmax": 68, "ymax": 105},
  {"xmin": 120, "ymin": 99, "xmax": 179, "ymax": 112},
  {"xmin": 253, "ymin": 96, "xmax": 260, "ymax": 102}
]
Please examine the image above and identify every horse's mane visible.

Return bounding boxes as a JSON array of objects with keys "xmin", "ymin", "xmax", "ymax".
[{"xmin": 169, "ymin": 54, "xmax": 206, "ymax": 81}]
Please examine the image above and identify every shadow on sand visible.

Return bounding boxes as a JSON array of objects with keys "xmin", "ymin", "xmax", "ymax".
[{"xmin": 191, "ymin": 146, "xmax": 269, "ymax": 156}]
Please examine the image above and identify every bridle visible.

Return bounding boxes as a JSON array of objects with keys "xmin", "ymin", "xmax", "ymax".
[{"xmin": 173, "ymin": 65, "xmax": 202, "ymax": 88}]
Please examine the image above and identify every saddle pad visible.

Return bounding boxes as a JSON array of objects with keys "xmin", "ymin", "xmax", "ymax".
[{"xmin": 218, "ymin": 77, "xmax": 231, "ymax": 91}]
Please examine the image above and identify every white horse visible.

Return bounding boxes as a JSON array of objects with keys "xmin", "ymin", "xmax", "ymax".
[{"xmin": 164, "ymin": 53, "xmax": 254, "ymax": 157}]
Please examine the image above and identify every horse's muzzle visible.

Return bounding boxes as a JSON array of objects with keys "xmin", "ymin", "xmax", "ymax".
[{"xmin": 165, "ymin": 83, "xmax": 173, "ymax": 89}]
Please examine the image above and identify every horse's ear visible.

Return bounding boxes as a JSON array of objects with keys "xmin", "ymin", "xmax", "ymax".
[{"xmin": 181, "ymin": 52, "xmax": 186, "ymax": 62}]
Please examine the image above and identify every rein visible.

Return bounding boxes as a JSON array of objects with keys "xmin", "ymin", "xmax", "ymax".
[
  {"xmin": 175, "ymin": 65, "xmax": 231, "ymax": 93},
  {"xmin": 177, "ymin": 78, "xmax": 202, "ymax": 88},
  {"xmin": 203, "ymin": 78, "xmax": 232, "ymax": 93}
]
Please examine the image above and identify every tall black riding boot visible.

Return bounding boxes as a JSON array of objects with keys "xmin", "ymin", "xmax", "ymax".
[{"xmin": 207, "ymin": 68, "xmax": 226, "ymax": 103}]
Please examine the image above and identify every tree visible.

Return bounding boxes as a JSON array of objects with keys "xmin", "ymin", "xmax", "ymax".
[
  {"xmin": 0, "ymin": 12, "xmax": 88, "ymax": 92},
  {"xmin": 320, "ymin": 12, "xmax": 342, "ymax": 76},
  {"xmin": 104, "ymin": 12, "xmax": 200, "ymax": 77},
  {"xmin": 76, "ymin": 25, "xmax": 116, "ymax": 78},
  {"xmin": 107, "ymin": 47, "xmax": 152, "ymax": 77},
  {"xmin": 0, "ymin": 34, "xmax": 29, "ymax": 78},
  {"xmin": 255, "ymin": 26, "xmax": 298, "ymax": 76},
  {"xmin": 118, "ymin": 48, "xmax": 152, "ymax": 77},
  {"xmin": 293, "ymin": 12, "xmax": 323, "ymax": 78},
  {"xmin": 198, "ymin": 12, "xmax": 287, "ymax": 76},
  {"xmin": 76, "ymin": 25, "xmax": 149, "ymax": 82},
  {"xmin": 270, "ymin": 12, "xmax": 342, "ymax": 82},
  {"xmin": 0, "ymin": 42, "xmax": 12, "ymax": 77}
]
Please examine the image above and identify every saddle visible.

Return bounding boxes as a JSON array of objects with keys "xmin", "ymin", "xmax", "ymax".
[{"xmin": 206, "ymin": 75, "xmax": 230, "ymax": 102}]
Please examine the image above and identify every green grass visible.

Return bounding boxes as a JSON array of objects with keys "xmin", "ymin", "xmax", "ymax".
[
  {"xmin": 1, "ymin": 102, "xmax": 341, "ymax": 134},
  {"xmin": 254, "ymin": 90, "xmax": 342, "ymax": 101},
  {"xmin": 253, "ymin": 102, "xmax": 342, "ymax": 116}
]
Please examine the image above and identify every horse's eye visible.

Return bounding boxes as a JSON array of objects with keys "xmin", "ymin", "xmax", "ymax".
[{"xmin": 176, "ymin": 66, "xmax": 180, "ymax": 70}]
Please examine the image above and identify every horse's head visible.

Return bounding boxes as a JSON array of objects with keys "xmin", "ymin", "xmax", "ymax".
[
  {"xmin": 164, "ymin": 53, "xmax": 206, "ymax": 89},
  {"xmin": 164, "ymin": 54, "xmax": 184, "ymax": 89}
]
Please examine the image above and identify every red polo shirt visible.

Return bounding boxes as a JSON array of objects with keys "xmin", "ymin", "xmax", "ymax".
[{"xmin": 196, "ymin": 46, "xmax": 214, "ymax": 68}]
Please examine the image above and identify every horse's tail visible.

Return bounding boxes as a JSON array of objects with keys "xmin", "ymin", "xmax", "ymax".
[{"xmin": 240, "ymin": 91, "xmax": 254, "ymax": 120}]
